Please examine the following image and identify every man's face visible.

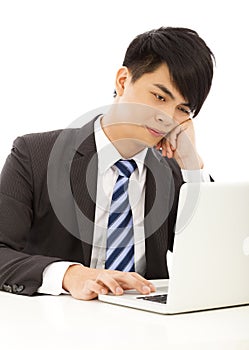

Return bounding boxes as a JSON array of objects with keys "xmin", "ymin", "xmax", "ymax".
[{"xmin": 108, "ymin": 63, "xmax": 192, "ymax": 148}]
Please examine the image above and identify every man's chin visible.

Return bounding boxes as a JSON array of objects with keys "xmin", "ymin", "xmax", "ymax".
[{"xmin": 137, "ymin": 140, "xmax": 162, "ymax": 150}]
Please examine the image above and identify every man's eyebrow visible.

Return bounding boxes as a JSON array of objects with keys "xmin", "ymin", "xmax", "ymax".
[
  {"xmin": 153, "ymin": 83, "xmax": 175, "ymax": 100},
  {"xmin": 153, "ymin": 83, "xmax": 191, "ymax": 107}
]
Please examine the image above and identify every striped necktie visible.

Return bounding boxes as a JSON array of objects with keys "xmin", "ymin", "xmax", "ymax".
[{"xmin": 105, "ymin": 159, "xmax": 137, "ymax": 272}]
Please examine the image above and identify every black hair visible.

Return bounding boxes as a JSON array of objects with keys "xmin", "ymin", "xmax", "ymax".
[{"xmin": 118, "ymin": 27, "xmax": 215, "ymax": 117}]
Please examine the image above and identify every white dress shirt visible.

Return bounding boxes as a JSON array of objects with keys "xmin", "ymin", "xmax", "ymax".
[{"xmin": 38, "ymin": 116, "xmax": 210, "ymax": 295}]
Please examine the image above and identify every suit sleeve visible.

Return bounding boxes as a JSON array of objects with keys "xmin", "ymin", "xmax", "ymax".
[
  {"xmin": 166, "ymin": 158, "xmax": 184, "ymax": 253},
  {"xmin": 167, "ymin": 162, "xmax": 214, "ymax": 252},
  {"xmin": 0, "ymin": 137, "xmax": 63, "ymax": 296}
]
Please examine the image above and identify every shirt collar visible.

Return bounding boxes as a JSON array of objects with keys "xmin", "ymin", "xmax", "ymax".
[{"xmin": 94, "ymin": 116, "xmax": 148, "ymax": 178}]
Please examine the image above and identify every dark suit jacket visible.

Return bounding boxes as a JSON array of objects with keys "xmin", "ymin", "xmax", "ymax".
[{"xmin": 0, "ymin": 117, "xmax": 183, "ymax": 296}]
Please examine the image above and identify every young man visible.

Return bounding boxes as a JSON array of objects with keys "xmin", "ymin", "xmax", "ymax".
[{"xmin": 0, "ymin": 27, "xmax": 214, "ymax": 300}]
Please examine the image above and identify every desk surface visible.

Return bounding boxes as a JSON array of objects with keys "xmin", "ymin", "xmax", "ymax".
[{"xmin": 0, "ymin": 291, "xmax": 249, "ymax": 350}]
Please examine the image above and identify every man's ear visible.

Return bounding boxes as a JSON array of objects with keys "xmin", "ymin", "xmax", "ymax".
[{"xmin": 115, "ymin": 66, "xmax": 130, "ymax": 96}]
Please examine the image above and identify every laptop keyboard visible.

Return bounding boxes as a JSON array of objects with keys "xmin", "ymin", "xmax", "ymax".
[{"xmin": 137, "ymin": 294, "xmax": 168, "ymax": 304}]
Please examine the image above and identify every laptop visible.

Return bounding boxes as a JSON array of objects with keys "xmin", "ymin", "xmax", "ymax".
[{"xmin": 99, "ymin": 182, "xmax": 249, "ymax": 314}]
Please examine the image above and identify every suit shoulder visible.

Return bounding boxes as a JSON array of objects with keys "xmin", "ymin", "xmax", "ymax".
[
  {"xmin": 13, "ymin": 129, "xmax": 78, "ymax": 152},
  {"xmin": 11, "ymin": 129, "xmax": 80, "ymax": 169},
  {"xmin": 20, "ymin": 129, "xmax": 78, "ymax": 145}
]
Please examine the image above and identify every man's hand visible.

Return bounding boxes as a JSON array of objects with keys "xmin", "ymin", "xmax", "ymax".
[
  {"xmin": 62, "ymin": 264, "xmax": 156, "ymax": 301},
  {"xmin": 156, "ymin": 118, "xmax": 203, "ymax": 170}
]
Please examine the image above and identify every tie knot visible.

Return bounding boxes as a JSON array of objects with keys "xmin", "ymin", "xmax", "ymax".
[{"xmin": 115, "ymin": 159, "xmax": 137, "ymax": 178}]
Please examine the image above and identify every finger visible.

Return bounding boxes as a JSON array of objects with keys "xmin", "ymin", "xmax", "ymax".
[
  {"xmin": 111, "ymin": 272, "xmax": 154, "ymax": 295},
  {"xmin": 80, "ymin": 280, "xmax": 109, "ymax": 300},
  {"xmin": 160, "ymin": 138, "xmax": 174, "ymax": 158},
  {"xmin": 129, "ymin": 272, "xmax": 156, "ymax": 292},
  {"xmin": 96, "ymin": 272, "xmax": 124, "ymax": 295},
  {"xmin": 167, "ymin": 128, "xmax": 178, "ymax": 150},
  {"xmin": 179, "ymin": 118, "xmax": 192, "ymax": 128},
  {"xmin": 70, "ymin": 282, "xmax": 99, "ymax": 301},
  {"xmin": 107, "ymin": 270, "xmax": 155, "ymax": 291},
  {"xmin": 155, "ymin": 140, "xmax": 162, "ymax": 150},
  {"xmin": 165, "ymin": 140, "xmax": 173, "ymax": 158}
]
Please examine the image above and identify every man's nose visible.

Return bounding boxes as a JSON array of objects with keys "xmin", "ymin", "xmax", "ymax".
[{"xmin": 155, "ymin": 112, "xmax": 176, "ymax": 128}]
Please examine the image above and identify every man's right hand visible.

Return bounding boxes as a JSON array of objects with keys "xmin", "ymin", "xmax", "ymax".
[{"xmin": 62, "ymin": 264, "xmax": 156, "ymax": 301}]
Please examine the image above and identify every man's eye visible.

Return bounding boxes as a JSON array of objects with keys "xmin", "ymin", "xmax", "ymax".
[
  {"xmin": 178, "ymin": 106, "xmax": 191, "ymax": 115},
  {"xmin": 154, "ymin": 93, "xmax": 166, "ymax": 102}
]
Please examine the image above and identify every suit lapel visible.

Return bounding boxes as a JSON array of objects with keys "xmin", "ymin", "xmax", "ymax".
[{"xmin": 70, "ymin": 119, "xmax": 98, "ymax": 266}]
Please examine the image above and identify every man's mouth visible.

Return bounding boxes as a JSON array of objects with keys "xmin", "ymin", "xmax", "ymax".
[{"xmin": 146, "ymin": 126, "xmax": 166, "ymax": 137}]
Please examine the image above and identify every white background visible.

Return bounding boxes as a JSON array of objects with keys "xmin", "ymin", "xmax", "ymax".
[{"xmin": 0, "ymin": 0, "xmax": 248, "ymax": 181}]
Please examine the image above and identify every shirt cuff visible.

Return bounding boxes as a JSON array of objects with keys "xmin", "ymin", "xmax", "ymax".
[
  {"xmin": 37, "ymin": 261, "xmax": 82, "ymax": 295},
  {"xmin": 181, "ymin": 168, "xmax": 211, "ymax": 183}
]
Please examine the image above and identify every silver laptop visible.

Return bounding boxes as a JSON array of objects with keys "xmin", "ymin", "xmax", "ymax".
[{"xmin": 99, "ymin": 182, "xmax": 249, "ymax": 314}]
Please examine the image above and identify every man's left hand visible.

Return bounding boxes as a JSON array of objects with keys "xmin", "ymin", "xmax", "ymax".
[{"xmin": 156, "ymin": 119, "xmax": 203, "ymax": 170}]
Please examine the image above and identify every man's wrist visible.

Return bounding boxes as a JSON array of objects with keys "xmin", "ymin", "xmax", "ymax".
[
  {"xmin": 176, "ymin": 153, "xmax": 204, "ymax": 170},
  {"xmin": 62, "ymin": 265, "xmax": 99, "ymax": 292},
  {"xmin": 37, "ymin": 261, "xmax": 83, "ymax": 295}
]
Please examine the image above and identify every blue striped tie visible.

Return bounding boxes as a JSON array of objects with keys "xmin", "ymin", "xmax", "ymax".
[{"xmin": 105, "ymin": 159, "xmax": 137, "ymax": 272}]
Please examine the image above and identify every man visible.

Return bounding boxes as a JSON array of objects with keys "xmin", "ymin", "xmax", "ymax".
[{"xmin": 0, "ymin": 27, "xmax": 214, "ymax": 300}]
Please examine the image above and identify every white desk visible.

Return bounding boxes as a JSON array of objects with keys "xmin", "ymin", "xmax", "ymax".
[{"xmin": 0, "ymin": 291, "xmax": 249, "ymax": 350}]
